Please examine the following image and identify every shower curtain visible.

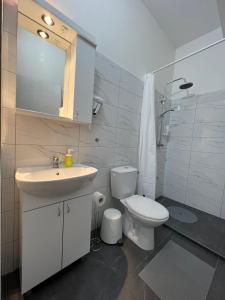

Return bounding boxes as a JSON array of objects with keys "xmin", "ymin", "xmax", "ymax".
[{"xmin": 138, "ymin": 73, "xmax": 156, "ymax": 200}]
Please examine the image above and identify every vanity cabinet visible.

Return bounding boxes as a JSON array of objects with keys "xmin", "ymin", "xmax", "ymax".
[
  {"xmin": 63, "ymin": 195, "xmax": 92, "ymax": 268},
  {"xmin": 22, "ymin": 203, "xmax": 64, "ymax": 294},
  {"xmin": 21, "ymin": 194, "xmax": 92, "ymax": 294}
]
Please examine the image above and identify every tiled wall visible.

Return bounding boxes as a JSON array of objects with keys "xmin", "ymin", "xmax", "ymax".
[
  {"xmin": 2, "ymin": 24, "xmax": 143, "ymax": 276},
  {"xmin": 163, "ymin": 90, "xmax": 225, "ymax": 218},
  {"xmin": 1, "ymin": 0, "xmax": 18, "ymax": 276}
]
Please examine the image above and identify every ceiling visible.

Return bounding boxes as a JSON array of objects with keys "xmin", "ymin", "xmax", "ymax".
[{"xmin": 143, "ymin": 0, "xmax": 221, "ymax": 47}]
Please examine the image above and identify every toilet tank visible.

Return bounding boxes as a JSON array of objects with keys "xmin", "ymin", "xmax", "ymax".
[{"xmin": 111, "ymin": 166, "xmax": 138, "ymax": 199}]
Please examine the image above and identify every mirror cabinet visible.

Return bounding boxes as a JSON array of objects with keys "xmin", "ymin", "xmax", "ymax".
[{"xmin": 16, "ymin": 0, "xmax": 96, "ymax": 124}]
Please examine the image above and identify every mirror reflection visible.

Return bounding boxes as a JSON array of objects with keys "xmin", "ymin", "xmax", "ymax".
[{"xmin": 17, "ymin": 27, "xmax": 66, "ymax": 115}]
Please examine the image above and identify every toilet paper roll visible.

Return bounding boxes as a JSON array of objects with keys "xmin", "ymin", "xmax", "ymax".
[{"xmin": 92, "ymin": 191, "xmax": 106, "ymax": 208}]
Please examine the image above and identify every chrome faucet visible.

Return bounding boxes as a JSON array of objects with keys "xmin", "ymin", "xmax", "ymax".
[{"xmin": 52, "ymin": 156, "xmax": 59, "ymax": 168}]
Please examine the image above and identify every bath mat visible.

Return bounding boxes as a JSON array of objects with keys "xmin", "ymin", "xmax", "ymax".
[{"xmin": 139, "ymin": 241, "xmax": 215, "ymax": 300}]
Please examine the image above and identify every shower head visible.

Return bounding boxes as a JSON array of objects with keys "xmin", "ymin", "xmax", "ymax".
[
  {"xmin": 179, "ymin": 82, "xmax": 193, "ymax": 90},
  {"xmin": 166, "ymin": 77, "xmax": 193, "ymax": 90}
]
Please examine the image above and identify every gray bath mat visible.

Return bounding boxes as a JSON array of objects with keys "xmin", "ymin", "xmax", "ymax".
[
  {"xmin": 168, "ymin": 206, "xmax": 198, "ymax": 223},
  {"xmin": 139, "ymin": 241, "xmax": 215, "ymax": 300}
]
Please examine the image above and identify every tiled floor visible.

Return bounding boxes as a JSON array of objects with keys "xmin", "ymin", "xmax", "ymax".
[
  {"xmin": 158, "ymin": 197, "xmax": 225, "ymax": 258},
  {"xmin": 2, "ymin": 226, "xmax": 225, "ymax": 300}
]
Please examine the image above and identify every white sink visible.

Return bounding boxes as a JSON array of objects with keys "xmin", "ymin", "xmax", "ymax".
[{"xmin": 16, "ymin": 164, "xmax": 98, "ymax": 197}]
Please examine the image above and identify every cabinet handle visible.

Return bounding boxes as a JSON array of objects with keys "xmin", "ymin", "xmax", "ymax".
[
  {"xmin": 66, "ymin": 203, "xmax": 70, "ymax": 214},
  {"xmin": 57, "ymin": 206, "xmax": 61, "ymax": 217}
]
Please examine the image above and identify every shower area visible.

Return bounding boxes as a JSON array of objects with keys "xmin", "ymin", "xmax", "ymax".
[{"xmin": 153, "ymin": 36, "xmax": 225, "ymax": 258}]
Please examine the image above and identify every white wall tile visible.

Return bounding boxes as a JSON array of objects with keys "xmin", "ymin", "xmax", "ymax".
[
  {"xmin": 93, "ymin": 103, "xmax": 117, "ymax": 127},
  {"xmin": 197, "ymin": 90, "xmax": 225, "ymax": 107},
  {"xmin": 92, "ymin": 167, "xmax": 110, "ymax": 189},
  {"xmin": 114, "ymin": 147, "xmax": 138, "ymax": 167},
  {"xmin": 193, "ymin": 122, "xmax": 225, "ymax": 138},
  {"xmin": 192, "ymin": 138, "xmax": 225, "ymax": 154},
  {"xmin": 1, "ymin": 108, "xmax": 15, "ymax": 144},
  {"xmin": 2, "ymin": 70, "xmax": 16, "ymax": 109},
  {"xmin": 1, "ymin": 242, "xmax": 14, "ymax": 275},
  {"xmin": 2, "ymin": 31, "xmax": 17, "ymax": 73},
  {"xmin": 186, "ymin": 178, "xmax": 223, "ymax": 217},
  {"xmin": 166, "ymin": 149, "xmax": 190, "ymax": 165},
  {"xmin": 94, "ymin": 73, "xmax": 119, "ymax": 107},
  {"xmin": 170, "ymin": 110, "xmax": 196, "ymax": 124},
  {"xmin": 164, "ymin": 161, "xmax": 189, "ymax": 179},
  {"xmin": 189, "ymin": 164, "xmax": 225, "ymax": 189},
  {"xmin": 79, "ymin": 124, "xmax": 116, "ymax": 147},
  {"xmin": 116, "ymin": 108, "xmax": 140, "ymax": 133},
  {"xmin": 79, "ymin": 147, "xmax": 115, "ymax": 168},
  {"xmin": 163, "ymin": 180, "xmax": 187, "ymax": 204},
  {"xmin": 169, "ymin": 123, "xmax": 193, "ymax": 137},
  {"xmin": 120, "ymin": 69, "xmax": 143, "ymax": 97},
  {"xmin": 16, "ymin": 115, "xmax": 79, "ymax": 146},
  {"xmin": 2, "ymin": 144, "xmax": 15, "ymax": 178},
  {"xmin": 1, "ymin": 178, "xmax": 15, "ymax": 212},
  {"xmin": 118, "ymin": 87, "xmax": 142, "ymax": 113},
  {"xmin": 171, "ymin": 95, "xmax": 197, "ymax": 111},
  {"xmin": 167, "ymin": 136, "xmax": 192, "ymax": 151},
  {"xmin": 3, "ymin": 0, "xmax": 18, "ymax": 35},
  {"xmin": 1, "ymin": 210, "xmax": 14, "ymax": 244},
  {"xmin": 13, "ymin": 239, "xmax": 19, "ymax": 270},
  {"xmin": 13, "ymin": 207, "xmax": 19, "ymax": 241},
  {"xmin": 95, "ymin": 53, "xmax": 121, "ymax": 85},
  {"xmin": 116, "ymin": 128, "xmax": 139, "ymax": 148},
  {"xmin": 16, "ymin": 145, "xmax": 78, "ymax": 168},
  {"xmin": 190, "ymin": 152, "xmax": 225, "ymax": 171},
  {"xmin": 195, "ymin": 107, "xmax": 225, "ymax": 123}
]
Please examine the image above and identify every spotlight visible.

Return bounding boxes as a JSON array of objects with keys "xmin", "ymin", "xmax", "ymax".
[
  {"xmin": 41, "ymin": 14, "xmax": 54, "ymax": 26},
  {"xmin": 37, "ymin": 29, "xmax": 49, "ymax": 39}
]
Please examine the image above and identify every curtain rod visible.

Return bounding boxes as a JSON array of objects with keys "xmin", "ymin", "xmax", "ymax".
[{"xmin": 152, "ymin": 38, "xmax": 225, "ymax": 74}]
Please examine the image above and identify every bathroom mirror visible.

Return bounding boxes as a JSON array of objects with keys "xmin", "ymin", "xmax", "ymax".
[
  {"xmin": 17, "ymin": 16, "xmax": 68, "ymax": 116},
  {"xmin": 16, "ymin": 0, "xmax": 96, "ymax": 123},
  {"xmin": 16, "ymin": 0, "xmax": 77, "ymax": 119}
]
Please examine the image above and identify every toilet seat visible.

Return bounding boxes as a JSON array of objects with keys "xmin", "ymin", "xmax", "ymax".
[{"xmin": 123, "ymin": 195, "xmax": 169, "ymax": 221}]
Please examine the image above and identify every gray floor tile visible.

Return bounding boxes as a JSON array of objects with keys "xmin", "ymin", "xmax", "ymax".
[
  {"xmin": 140, "ymin": 240, "xmax": 215, "ymax": 300},
  {"xmin": 207, "ymin": 258, "xmax": 225, "ymax": 300}
]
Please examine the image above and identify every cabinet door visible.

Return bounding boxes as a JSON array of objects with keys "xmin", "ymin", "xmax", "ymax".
[
  {"xmin": 74, "ymin": 36, "xmax": 96, "ymax": 123},
  {"xmin": 62, "ymin": 195, "xmax": 92, "ymax": 268},
  {"xmin": 22, "ymin": 203, "xmax": 63, "ymax": 294}
]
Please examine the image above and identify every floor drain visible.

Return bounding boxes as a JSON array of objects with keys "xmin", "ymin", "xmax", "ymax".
[{"xmin": 168, "ymin": 206, "xmax": 198, "ymax": 224}]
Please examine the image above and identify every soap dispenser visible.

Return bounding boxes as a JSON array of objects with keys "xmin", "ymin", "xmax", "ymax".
[{"xmin": 64, "ymin": 149, "xmax": 74, "ymax": 167}]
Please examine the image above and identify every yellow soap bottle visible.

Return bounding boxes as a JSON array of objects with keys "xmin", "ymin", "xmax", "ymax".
[{"xmin": 64, "ymin": 149, "xmax": 74, "ymax": 167}]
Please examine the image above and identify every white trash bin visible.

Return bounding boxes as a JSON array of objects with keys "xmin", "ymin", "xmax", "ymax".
[{"xmin": 100, "ymin": 208, "xmax": 122, "ymax": 244}]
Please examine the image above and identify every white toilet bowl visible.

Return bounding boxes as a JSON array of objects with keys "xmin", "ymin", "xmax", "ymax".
[
  {"xmin": 121, "ymin": 195, "xmax": 169, "ymax": 250},
  {"xmin": 110, "ymin": 166, "xmax": 169, "ymax": 250}
]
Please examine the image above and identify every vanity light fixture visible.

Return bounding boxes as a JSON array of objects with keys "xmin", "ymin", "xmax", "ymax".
[
  {"xmin": 37, "ymin": 29, "xmax": 49, "ymax": 39},
  {"xmin": 41, "ymin": 14, "xmax": 54, "ymax": 26}
]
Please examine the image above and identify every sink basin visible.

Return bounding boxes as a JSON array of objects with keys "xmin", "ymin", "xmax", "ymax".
[{"xmin": 16, "ymin": 164, "xmax": 98, "ymax": 197}]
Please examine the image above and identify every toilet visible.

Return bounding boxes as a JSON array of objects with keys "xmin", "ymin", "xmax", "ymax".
[{"xmin": 111, "ymin": 166, "xmax": 169, "ymax": 250}]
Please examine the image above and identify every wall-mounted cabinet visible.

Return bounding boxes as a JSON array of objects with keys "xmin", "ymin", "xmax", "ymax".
[{"xmin": 16, "ymin": 0, "xmax": 96, "ymax": 124}]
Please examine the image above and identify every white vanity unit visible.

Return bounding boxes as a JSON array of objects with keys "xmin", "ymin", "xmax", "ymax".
[{"xmin": 16, "ymin": 165, "xmax": 98, "ymax": 294}]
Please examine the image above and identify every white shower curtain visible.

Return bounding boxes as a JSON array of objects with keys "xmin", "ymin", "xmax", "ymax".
[{"xmin": 138, "ymin": 73, "xmax": 156, "ymax": 200}]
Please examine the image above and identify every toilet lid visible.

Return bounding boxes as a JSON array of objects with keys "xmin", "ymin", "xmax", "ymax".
[{"xmin": 125, "ymin": 195, "xmax": 169, "ymax": 220}]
